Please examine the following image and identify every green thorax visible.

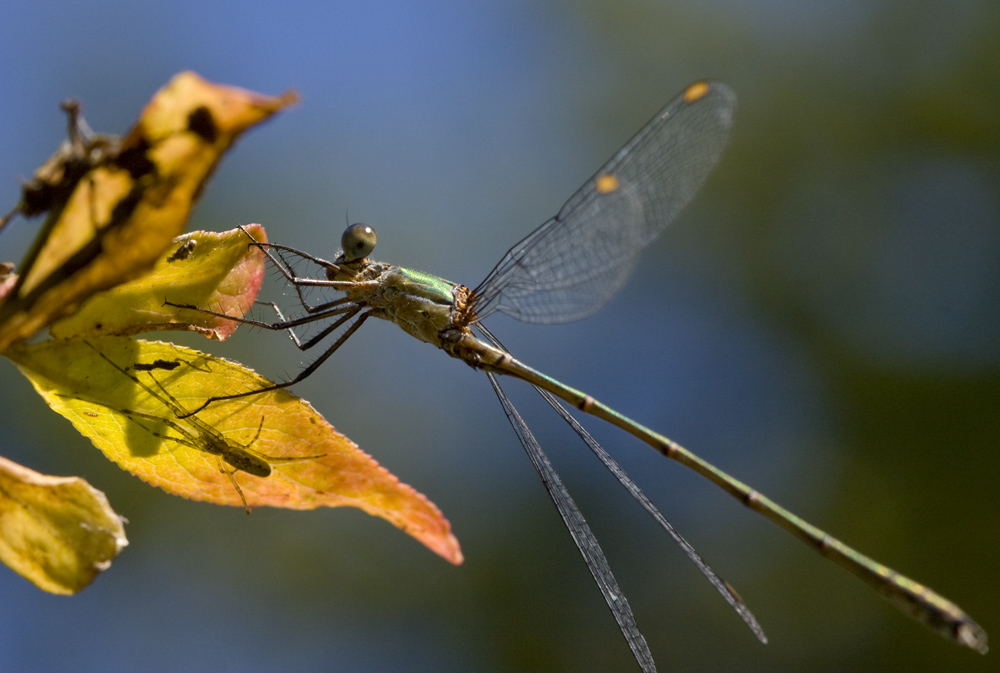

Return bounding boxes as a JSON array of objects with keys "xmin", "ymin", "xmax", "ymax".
[{"xmin": 362, "ymin": 264, "xmax": 461, "ymax": 348}]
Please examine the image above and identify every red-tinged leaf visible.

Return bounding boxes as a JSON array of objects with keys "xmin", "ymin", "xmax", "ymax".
[
  {"xmin": 0, "ymin": 454, "xmax": 127, "ymax": 595},
  {"xmin": 50, "ymin": 225, "xmax": 267, "ymax": 340},
  {"xmin": 0, "ymin": 263, "xmax": 15, "ymax": 304},
  {"xmin": 6, "ymin": 337, "xmax": 463, "ymax": 565},
  {"xmin": 0, "ymin": 72, "xmax": 298, "ymax": 351}
]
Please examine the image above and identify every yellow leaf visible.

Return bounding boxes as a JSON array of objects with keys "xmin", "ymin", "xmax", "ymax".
[
  {"xmin": 6, "ymin": 336, "xmax": 463, "ymax": 565},
  {"xmin": 50, "ymin": 225, "xmax": 267, "ymax": 340},
  {"xmin": 0, "ymin": 72, "xmax": 298, "ymax": 351},
  {"xmin": 0, "ymin": 454, "xmax": 127, "ymax": 595}
]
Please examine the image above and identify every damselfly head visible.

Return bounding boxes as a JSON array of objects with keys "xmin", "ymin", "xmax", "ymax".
[{"xmin": 340, "ymin": 222, "xmax": 376, "ymax": 262}]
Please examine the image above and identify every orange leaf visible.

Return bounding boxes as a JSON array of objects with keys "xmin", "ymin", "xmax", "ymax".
[
  {"xmin": 0, "ymin": 72, "xmax": 298, "ymax": 351},
  {"xmin": 50, "ymin": 225, "xmax": 267, "ymax": 340},
  {"xmin": 6, "ymin": 336, "xmax": 462, "ymax": 565}
]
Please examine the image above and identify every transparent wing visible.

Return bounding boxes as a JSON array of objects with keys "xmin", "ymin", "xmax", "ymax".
[
  {"xmin": 476, "ymin": 324, "xmax": 767, "ymax": 644},
  {"xmin": 486, "ymin": 372, "xmax": 657, "ymax": 672},
  {"xmin": 472, "ymin": 81, "xmax": 735, "ymax": 324}
]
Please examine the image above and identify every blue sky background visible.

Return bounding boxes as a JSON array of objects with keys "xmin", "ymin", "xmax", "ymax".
[{"xmin": 1, "ymin": 2, "xmax": 998, "ymax": 671}]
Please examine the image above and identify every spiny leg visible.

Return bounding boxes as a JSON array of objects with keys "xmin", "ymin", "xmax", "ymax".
[
  {"xmin": 178, "ymin": 310, "xmax": 372, "ymax": 417},
  {"xmin": 119, "ymin": 409, "xmax": 251, "ymax": 513},
  {"xmin": 220, "ymin": 465, "xmax": 251, "ymax": 513},
  {"xmin": 164, "ymin": 298, "xmax": 361, "ymax": 338},
  {"xmin": 87, "ymin": 340, "xmax": 323, "ymax": 466},
  {"xmin": 132, "ymin": 356, "xmax": 326, "ymax": 464},
  {"xmin": 236, "ymin": 225, "xmax": 363, "ymax": 295},
  {"xmin": 247, "ymin": 235, "xmax": 342, "ymax": 313},
  {"xmin": 66, "ymin": 397, "xmax": 253, "ymax": 514},
  {"xmin": 76, "ymin": 345, "xmax": 335, "ymax": 514},
  {"xmin": 274, "ymin": 248, "xmax": 326, "ymax": 313},
  {"xmin": 237, "ymin": 224, "xmax": 341, "ymax": 279},
  {"xmin": 227, "ymin": 414, "xmax": 326, "ymax": 464},
  {"xmin": 253, "ymin": 300, "xmax": 361, "ymax": 351},
  {"xmin": 85, "ymin": 342, "xmax": 191, "ymax": 419}
]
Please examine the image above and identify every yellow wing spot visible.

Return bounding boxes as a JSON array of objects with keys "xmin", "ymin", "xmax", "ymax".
[
  {"xmin": 595, "ymin": 173, "xmax": 619, "ymax": 194},
  {"xmin": 683, "ymin": 81, "xmax": 711, "ymax": 104}
]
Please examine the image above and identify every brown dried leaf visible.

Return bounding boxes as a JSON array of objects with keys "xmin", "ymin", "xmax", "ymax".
[{"xmin": 0, "ymin": 72, "xmax": 297, "ymax": 351}]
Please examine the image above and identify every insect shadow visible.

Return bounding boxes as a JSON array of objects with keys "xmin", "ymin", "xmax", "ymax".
[{"xmin": 77, "ymin": 342, "xmax": 325, "ymax": 513}]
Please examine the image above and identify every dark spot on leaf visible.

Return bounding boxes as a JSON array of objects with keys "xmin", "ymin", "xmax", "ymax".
[
  {"xmin": 19, "ymin": 161, "xmax": 91, "ymax": 217},
  {"xmin": 114, "ymin": 138, "xmax": 156, "ymax": 180},
  {"xmin": 133, "ymin": 359, "xmax": 182, "ymax": 372},
  {"xmin": 187, "ymin": 106, "xmax": 218, "ymax": 143},
  {"xmin": 108, "ymin": 183, "xmax": 144, "ymax": 227}
]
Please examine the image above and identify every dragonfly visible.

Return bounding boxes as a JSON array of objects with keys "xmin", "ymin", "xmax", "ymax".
[
  {"xmin": 81, "ymin": 342, "xmax": 325, "ymax": 513},
  {"xmin": 169, "ymin": 80, "xmax": 988, "ymax": 669}
]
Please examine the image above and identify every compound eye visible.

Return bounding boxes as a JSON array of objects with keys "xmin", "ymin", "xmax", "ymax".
[{"xmin": 341, "ymin": 223, "xmax": 376, "ymax": 262}]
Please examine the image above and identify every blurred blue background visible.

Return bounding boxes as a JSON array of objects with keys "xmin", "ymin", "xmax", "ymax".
[{"xmin": 1, "ymin": 1, "xmax": 998, "ymax": 671}]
